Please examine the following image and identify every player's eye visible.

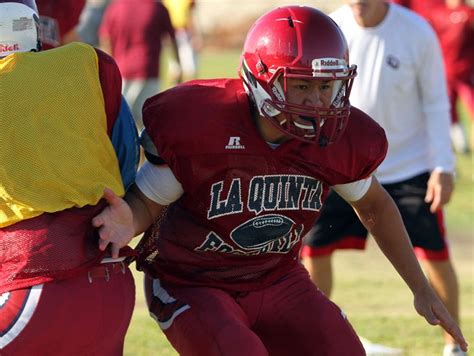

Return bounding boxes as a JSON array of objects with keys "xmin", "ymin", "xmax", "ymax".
[
  {"xmin": 295, "ymin": 84, "xmax": 309, "ymax": 90},
  {"xmin": 319, "ymin": 83, "xmax": 332, "ymax": 91}
]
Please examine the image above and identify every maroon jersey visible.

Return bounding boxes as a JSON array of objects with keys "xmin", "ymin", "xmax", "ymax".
[
  {"xmin": 36, "ymin": 0, "xmax": 86, "ymax": 49},
  {"xmin": 139, "ymin": 79, "xmax": 387, "ymax": 292},
  {"xmin": 428, "ymin": 4, "xmax": 474, "ymax": 82},
  {"xmin": 390, "ymin": 0, "xmax": 444, "ymax": 18}
]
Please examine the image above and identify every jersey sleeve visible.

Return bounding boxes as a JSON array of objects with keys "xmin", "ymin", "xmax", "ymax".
[
  {"xmin": 332, "ymin": 176, "xmax": 372, "ymax": 202},
  {"xmin": 96, "ymin": 49, "xmax": 140, "ymax": 190},
  {"xmin": 111, "ymin": 97, "xmax": 140, "ymax": 190},
  {"xmin": 136, "ymin": 162, "xmax": 184, "ymax": 205},
  {"xmin": 95, "ymin": 48, "xmax": 122, "ymax": 134},
  {"xmin": 334, "ymin": 107, "xmax": 388, "ymax": 184}
]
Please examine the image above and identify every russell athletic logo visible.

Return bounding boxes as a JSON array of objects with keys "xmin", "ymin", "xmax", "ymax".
[
  {"xmin": 0, "ymin": 43, "xmax": 19, "ymax": 53},
  {"xmin": 225, "ymin": 136, "xmax": 245, "ymax": 150}
]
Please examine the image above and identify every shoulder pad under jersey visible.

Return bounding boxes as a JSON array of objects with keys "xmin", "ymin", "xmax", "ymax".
[{"xmin": 140, "ymin": 129, "xmax": 166, "ymax": 165}]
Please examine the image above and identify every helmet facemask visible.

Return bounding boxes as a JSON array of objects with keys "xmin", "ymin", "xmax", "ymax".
[{"xmin": 241, "ymin": 58, "xmax": 356, "ymax": 146}]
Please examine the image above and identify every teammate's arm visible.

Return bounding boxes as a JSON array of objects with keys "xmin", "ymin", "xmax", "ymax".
[
  {"xmin": 349, "ymin": 177, "xmax": 467, "ymax": 352},
  {"xmin": 92, "ymin": 185, "xmax": 164, "ymax": 259},
  {"xmin": 93, "ymin": 161, "xmax": 183, "ymax": 259}
]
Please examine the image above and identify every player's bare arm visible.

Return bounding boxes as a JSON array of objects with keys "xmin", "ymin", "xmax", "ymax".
[
  {"xmin": 350, "ymin": 177, "xmax": 467, "ymax": 352},
  {"xmin": 92, "ymin": 185, "xmax": 165, "ymax": 258}
]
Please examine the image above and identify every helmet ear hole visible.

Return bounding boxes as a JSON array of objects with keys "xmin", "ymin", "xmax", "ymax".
[{"xmin": 256, "ymin": 60, "xmax": 267, "ymax": 74}]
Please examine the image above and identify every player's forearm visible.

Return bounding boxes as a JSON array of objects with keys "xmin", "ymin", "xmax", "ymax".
[{"xmin": 125, "ymin": 184, "xmax": 164, "ymax": 236}]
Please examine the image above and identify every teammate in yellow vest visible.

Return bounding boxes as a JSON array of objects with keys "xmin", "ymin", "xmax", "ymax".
[
  {"xmin": 163, "ymin": 0, "xmax": 201, "ymax": 83},
  {"xmin": 0, "ymin": 1, "xmax": 139, "ymax": 355}
]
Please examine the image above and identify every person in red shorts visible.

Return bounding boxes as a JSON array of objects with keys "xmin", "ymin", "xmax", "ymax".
[
  {"xmin": 92, "ymin": 6, "xmax": 468, "ymax": 356},
  {"xmin": 36, "ymin": 0, "xmax": 86, "ymax": 49},
  {"xmin": 0, "ymin": 1, "xmax": 139, "ymax": 355},
  {"xmin": 99, "ymin": 0, "xmax": 181, "ymax": 131}
]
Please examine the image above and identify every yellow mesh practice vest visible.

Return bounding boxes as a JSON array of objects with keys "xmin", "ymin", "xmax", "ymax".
[
  {"xmin": 0, "ymin": 43, "xmax": 124, "ymax": 227},
  {"xmin": 163, "ymin": 0, "xmax": 193, "ymax": 29}
]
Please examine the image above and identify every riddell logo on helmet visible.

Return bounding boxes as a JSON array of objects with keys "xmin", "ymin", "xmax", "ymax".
[
  {"xmin": 320, "ymin": 59, "xmax": 340, "ymax": 66},
  {"xmin": 312, "ymin": 58, "xmax": 346, "ymax": 69},
  {"xmin": 0, "ymin": 43, "xmax": 19, "ymax": 53}
]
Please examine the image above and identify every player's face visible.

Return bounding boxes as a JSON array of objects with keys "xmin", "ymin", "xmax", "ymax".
[
  {"xmin": 259, "ymin": 77, "xmax": 339, "ymax": 144},
  {"xmin": 283, "ymin": 77, "xmax": 335, "ymax": 128},
  {"xmin": 285, "ymin": 78, "xmax": 335, "ymax": 109},
  {"xmin": 345, "ymin": 0, "xmax": 386, "ymax": 25}
]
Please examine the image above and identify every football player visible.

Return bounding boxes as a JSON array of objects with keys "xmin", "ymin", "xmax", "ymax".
[
  {"xmin": 0, "ymin": 1, "xmax": 139, "ymax": 355},
  {"xmin": 93, "ymin": 5, "xmax": 468, "ymax": 355}
]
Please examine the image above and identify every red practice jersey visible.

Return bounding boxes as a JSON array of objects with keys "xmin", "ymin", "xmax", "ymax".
[
  {"xmin": 36, "ymin": 0, "xmax": 86, "ymax": 49},
  {"xmin": 99, "ymin": 0, "xmax": 175, "ymax": 79},
  {"xmin": 428, "ymin": 4, "xmax": 474, "ymax": 81},
  {"xmin": 138, "ymin": 79, "xmax": 388, "ymax": 292},
  {"xmin": 390, "ymin": 0, "xmax": 444, "ymax": 18}
]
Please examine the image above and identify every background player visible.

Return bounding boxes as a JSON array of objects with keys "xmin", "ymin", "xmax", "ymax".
[
  {"xmin": 99, "ymin": 0, "xmax": 181, "ymax": 131},
  {"xmin": 36, "ymin": 0, "xmax": 86, "ymax": 49},
  {"xmin": 163, "ymin": 0, "xmax": 201, "ymax": 84}
]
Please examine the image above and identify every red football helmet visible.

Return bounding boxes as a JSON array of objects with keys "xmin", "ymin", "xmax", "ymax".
[
  {"xmin": 239, "ymin": 6, "xmax": 357, "ymax": 146},
  {"xmin": 0, "ymin": 0, "xmax": 41, "ymax": 56}
]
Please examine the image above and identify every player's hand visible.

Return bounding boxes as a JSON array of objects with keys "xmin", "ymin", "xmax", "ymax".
[
  {"xmin": 413, "ymin": 288, "xmax": 468, "ymax": 352},
  {"xmin": 92, "ymin": 188, "xmax": 135, "ymax": 259},
  {"xmin": 424, "ymin": 171, "xmax": 454, "ymax": 213}
]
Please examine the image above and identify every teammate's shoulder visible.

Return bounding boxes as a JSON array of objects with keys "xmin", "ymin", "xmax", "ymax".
[
  {"xmin": 93, "ymin": 46, "xmax": 117, "ymax": 66},
  {"xmin": 143, "ymin": 78, "xmax": 245, "ymax": 117},
  {"xmin": 143, "ymin": 78, "xmax": 247, "ymax": 137}
]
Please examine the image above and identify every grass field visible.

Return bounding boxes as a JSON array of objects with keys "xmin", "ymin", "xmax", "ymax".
[{"xmin": 124, "ymin": 49, "xmax": 474, "ymax": 356}]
